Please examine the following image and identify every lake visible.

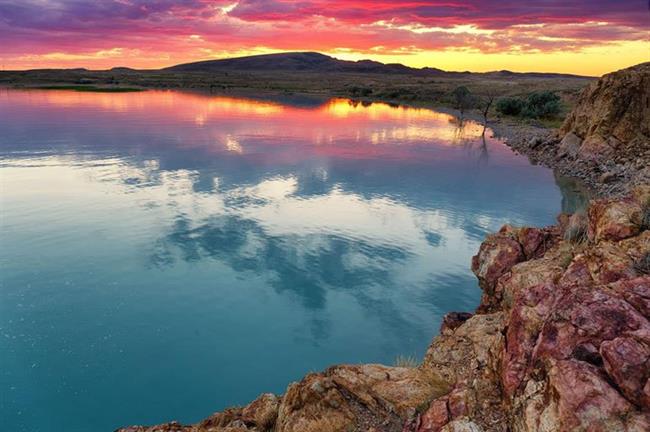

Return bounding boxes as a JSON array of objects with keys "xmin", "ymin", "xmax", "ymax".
[{"xmin": 0, "ymin": 89, "xmax": 582, "ymax": 431}]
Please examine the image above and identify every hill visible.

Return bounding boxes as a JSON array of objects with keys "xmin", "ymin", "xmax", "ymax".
[
  {"xmin": 164, "ymin": 51, "xmax": 587, "ymax": 78},
  {"xmin": 164, "ymin": 52, "xmax": 425, "ymax": 74}
]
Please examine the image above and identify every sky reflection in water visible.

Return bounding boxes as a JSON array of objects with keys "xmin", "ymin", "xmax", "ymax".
[{"xmin": 0, "ymin": 89, "xmax": 584, "ymax": 432}]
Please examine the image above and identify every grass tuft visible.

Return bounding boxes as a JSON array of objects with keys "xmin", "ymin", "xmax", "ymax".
[
  {"xmin": 394, "ymin": 355, "xmax": 419, "ymax": 368},
  {"xmin": 563, "ymin": 213, "xmax": 588, "ymax": 244}
]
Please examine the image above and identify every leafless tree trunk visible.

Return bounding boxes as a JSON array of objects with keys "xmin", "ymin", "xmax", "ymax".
[{"xmin": 481, "ymin": 91, "xmax": 497, "ymax": 135}]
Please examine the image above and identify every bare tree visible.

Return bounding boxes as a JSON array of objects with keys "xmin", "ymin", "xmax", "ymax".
[{"xmin": 481, "ymin": 89, "xmax": 498, "ymax": 134}]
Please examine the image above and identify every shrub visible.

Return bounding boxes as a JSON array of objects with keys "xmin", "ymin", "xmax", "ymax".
[
  {"xmin": 452, "ymin": 86, "xmax": 474, "ymax": 113},
  {"xmin": 522, "ymin": 91, "xmax": 561, "ymax": 118},
  {"xmin": 348, "ymin": 86, "xmax": 373, "ymax": 97},
  {"xmin": 496, "ymin": 97, "xmax": 524, "ymax": 116},
  {"xmin": 496, "ymin": 91, "xmax": 561, "ymax": 119}
]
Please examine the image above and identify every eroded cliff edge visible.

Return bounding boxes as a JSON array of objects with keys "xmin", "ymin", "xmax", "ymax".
[
  {"xmin": 118, "ymin": 65, "xmax": 650, "ymax": 432},
  {"xmin": 507, "ymin": 62, "xmax": 650, "ymax": 197}
]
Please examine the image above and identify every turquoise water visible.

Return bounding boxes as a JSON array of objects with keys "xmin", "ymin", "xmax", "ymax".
[{"xmin": 1, "ymin": 89, "xmax": 575, "ymax": 431}]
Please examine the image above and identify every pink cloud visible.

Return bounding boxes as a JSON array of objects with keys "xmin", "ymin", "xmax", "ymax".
[{"xmin": 0, "ymin": 0, "xmax": 647, "ymax": 69}]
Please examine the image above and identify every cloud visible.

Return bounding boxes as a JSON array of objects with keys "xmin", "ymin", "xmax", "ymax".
[{"xmin": 0, "ymin": 0, "xmax": 647, "ymax": 71}]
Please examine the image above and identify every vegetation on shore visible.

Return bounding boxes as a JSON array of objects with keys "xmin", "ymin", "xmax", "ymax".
[
  {"xmin": 29, "ymin": 85, "xmax": 143, "ymax": 92},
  {"xmin": 0, "ymin": 65, "xmax": 591, "ymax": 127}
]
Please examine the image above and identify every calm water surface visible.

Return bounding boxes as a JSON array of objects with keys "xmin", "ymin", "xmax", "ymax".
[{"xmin": 0, "ymin": 89, "xmax": 581, "ymax": 431}]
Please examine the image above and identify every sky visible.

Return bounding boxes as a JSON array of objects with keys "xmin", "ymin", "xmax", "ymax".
[{"xmin": 0, "ymin": 0, "xmax": 648, "ymax": 74}]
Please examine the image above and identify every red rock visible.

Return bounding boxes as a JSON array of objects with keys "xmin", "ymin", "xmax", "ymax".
[
  {"xmin": 517, "ymin": 227, "xmax": 557, "ymax": 260},
  {"xmin": 471, "ymin": 226, "xmax": 525, "ymax": 294},
  {"xmin": 418, "ymin": 398, "xmax": 449, "ymax": 432},
  {"xmin": 446, "ymin": 386, "xmax": 468, "ymax": 419},
  {"xmin": 607, "ymin": 276, "xmax": 650, "ymax": 317},
  {"xmin": 600, "ymin": 334, "xmax": 650, "ymax": 409},
  {"xmin": 501, "ymin": 282, "xmax": 558, "ymax": 397},
  {"xmin": 559, "ymin": 254, "xmax": 594, "ymax": 287},
  {"xmin": 583, "ymin": 241, "xmax": 638, "ymax": 284},
  {"xmin": 533, "ymin": 285, "xmax": 647, "ymax": 362},
  {"xmin": 548, "ymin": 359, "xmax": 633, "ymax": 430}
]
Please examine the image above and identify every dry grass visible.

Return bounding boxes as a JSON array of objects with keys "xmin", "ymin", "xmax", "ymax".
[
  {"xmin": 394, "ymin": 355, "xmax": 419, "ymax": 368},
  {"xmin": 563, "ymin": 213, "xmax": 588, "ymax": 244}
]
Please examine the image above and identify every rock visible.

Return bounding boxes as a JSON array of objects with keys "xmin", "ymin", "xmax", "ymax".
[
  {"xmin": 440, "ymin": 312, "xmax": 473, "ymax": 335},
  {"xmin": 560, "ymin": 62, "xmax": 650, "ymax": 159},
  {"xmin": 600, "ymin": 334, "xmax": 650, "ymax": 409},
  {"xmin": 240, "ymin": 393, "xmax": 280, "ymax": 430},
  {"xmin": 558, "ymin": 132, "xmax": 582, "ymax": 158},
  {"xmin": 418, "ymin": 398, "xmax": 449, "ymax": 432},
  {"xmin": 553, "ymin": 63, "xmax": 650, "ymax": 195},
  {"xmin": 471, "ymin": 226, "xmax": 525, "ymax": 298},
  {"xmin": 276, "ymin": 364, "xmax": 447, "ymax": 432},
  {"xmin": 438, "ymin": 419, "xmax": 483, "ymax": 432},
  {"xmin": 517, "ymin": 227, "xmax": 557, "ymax": 260},
  {"xmin": 422, "ymin": 313, "xmax": 507, "ymax": 431},
  {"xmin": 633, "ymin": 185, "xmax": 650, "ymax": 208},
  {"xmin": 501, "ymin": 282, "xmax": 558, "ymax": 397},
  {"xmin": 545, "ymin": 359, "xmax": 634, "ymax": 430},
  {"xmin": 588, "ymin": 197, "xmax": 643, "ymax": 242},
  {"xmin": 598, "ymin": 171, "xmax": 617, "ymax": 184},
  {"xmin": 116, "ymin": 421, "xmax": 193, "ymax": 432},
  {"xmin": 528, "ymin": 136, "xmax": 543, "ymax": 149}
]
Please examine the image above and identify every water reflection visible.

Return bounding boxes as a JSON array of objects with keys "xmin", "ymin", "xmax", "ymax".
[{"xmin": 0, "ymin": 89, "xmax": 580, "ymax": 432}]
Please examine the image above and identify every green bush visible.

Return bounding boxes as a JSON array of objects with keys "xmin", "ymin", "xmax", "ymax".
[
  {"xmin": 496, "ymin": 91, "xmax": 561, "ymax": 118},
  {"xmin": 348, "ymin": 86, "xmax": 373, "ymax": 97},
  {"xmin": 496, "ymin": 97, "xmax": 524, "ymax": 116},
  {"xmin": 451, "ymin": 86, "xmax": 474, "ymax": 112},
  {"xmin": 522, "ymin": 91, "xmax": 561, "ymax": 118}
]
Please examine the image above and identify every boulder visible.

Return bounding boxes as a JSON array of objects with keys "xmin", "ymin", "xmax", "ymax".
[
  {"xmin": 600, "ymin": 334, "xmax": 650, "ymax": 409},
  {"xmin": 471, "ymin": 226, "xmax": 524, "ymax": 294},
  {"xmin": 588, "ymin": 197, "xmax": 643, "ymax": 242},
  {"xmin": 557, "ymin": 132, "xmax": 582, "ymax": 158}
]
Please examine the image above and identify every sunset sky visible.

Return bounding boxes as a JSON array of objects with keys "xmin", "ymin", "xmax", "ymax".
[{"xmin": 1, "ymin": 0, "xmax": 648, "ymax": 74}]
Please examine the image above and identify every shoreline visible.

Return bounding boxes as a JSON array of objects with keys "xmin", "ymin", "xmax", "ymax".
[
  {"xmin": 4, "ymin": 65, "xmax": 648, "ymax": 430},
  {"xmin": 115, "ymin": 65, "xmax": 649, "ymax": 431},
  {"xmin": 2, "ymin": 82, "xmax": 610, "ymax": 199}
]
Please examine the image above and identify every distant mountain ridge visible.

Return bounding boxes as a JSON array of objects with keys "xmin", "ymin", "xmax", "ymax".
[{"xmin": 164, "ymin": 51, "xmax": 589, "ymax": 78}]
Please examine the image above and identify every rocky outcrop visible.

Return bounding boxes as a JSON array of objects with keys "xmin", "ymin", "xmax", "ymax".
[
  {"xmin": 503, "ymin": 63, "xmax": 650, "ymax": 197},
  {"xmin": 117, "ymin": 364, "xmax": 449, "ymax": 432},
  {"xmin": 559, "ymin": 63, "xmax": 650, "ymax": 159},
  {"xmin": 118, "ymin": 187, "xmax": 649, "ymax": 432}
]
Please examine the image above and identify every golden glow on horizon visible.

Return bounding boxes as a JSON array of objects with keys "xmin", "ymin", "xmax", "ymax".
[
  {"xmin": 329, "ymin": 40, "xmax": 650, "ymax": 76},
  {"xmin": 3, "ymin": 40, "xmax": 647, "ymax": 75}
]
